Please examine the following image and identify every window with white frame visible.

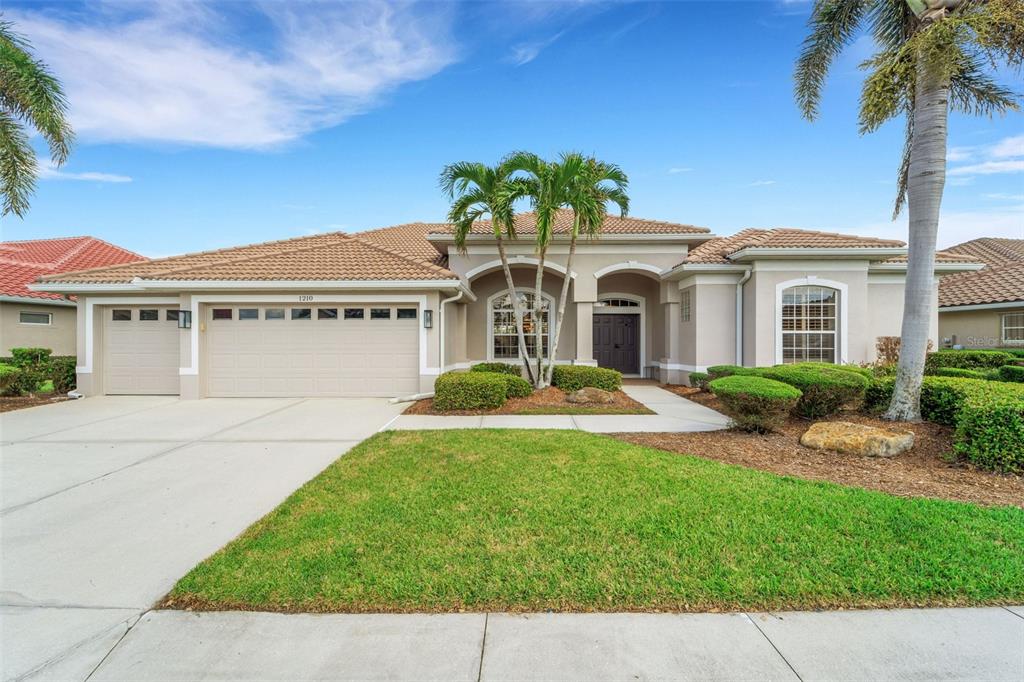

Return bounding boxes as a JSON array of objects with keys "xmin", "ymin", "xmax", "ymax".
[
  {"xmin": 681, "ymin": 289, "xmax": 691, "ymax": 322},
  {"xmin": 1003, "ymin": 313, "xmax": 1024, "ymax": 345},
  {"xmin": 781, "ymin": 285, "xmax": 838, "ymax": 363},
  {"xmin": 19, "ymin": 311, "xmax": 52, "ymax": 325},
  {"xmin": 490, "ymin": 290, "xmax": 550, "ymax": 359}
]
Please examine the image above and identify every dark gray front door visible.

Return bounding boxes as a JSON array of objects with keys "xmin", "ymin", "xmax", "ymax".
[{"xmin": 593, "ymin": 314, "xmax": 639, "ymax": 374}]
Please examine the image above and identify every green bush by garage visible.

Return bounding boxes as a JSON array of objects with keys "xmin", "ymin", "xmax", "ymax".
[
  {"xmin": 434, "ymin": 372, "xmax": 508, "ymax": 411},
  {"xmin": 551, "ymin": 365, "xmax": 622, "ymax": 392}
]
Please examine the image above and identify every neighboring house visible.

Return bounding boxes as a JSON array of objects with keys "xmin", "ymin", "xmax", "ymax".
[
  {"xmin": 32, "ymin": 211, "xmax": 980, "ymax": 398},
  {"xmin": 938, "ymin": 237, "xmax": 1024, "ymax": 349},
  {"xmin": 0, "ymin": 237, "xmax": 145, "ymax": 356}
]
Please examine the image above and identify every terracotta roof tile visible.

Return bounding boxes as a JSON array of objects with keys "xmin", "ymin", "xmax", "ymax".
[
  {"xmin": 939, "ymin": 238, "xmax": 1024, "ymax": 307},
  {"xmin": 427, "ymin": 209, "xmax": 709, "ymax": 236},
  {"xmin": 680, "ymin": 228, "xmax": 905, "ymax": 264},
  {"xmin": 945, "ymin": 238, "xmax": 1024, "ymax": 266},
  {"xmin": 355, "ymin": 222, "xmax": 448, "ymax": 266},
  {"xmin": 1, "ymin": 237, "xmax": 145, "ymax": 300}
]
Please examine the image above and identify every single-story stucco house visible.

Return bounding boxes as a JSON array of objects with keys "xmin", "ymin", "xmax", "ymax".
[
  {"xmin": 1, "ymin": 237, "xmax": 145, "ymax": 356},
  {"xmin": 938, "ymin": 237, "xmax": 1024, "ymax": 350},
  {"xmin": 31, "ymin": 210, "xmax": 981, "ymax": 398}
]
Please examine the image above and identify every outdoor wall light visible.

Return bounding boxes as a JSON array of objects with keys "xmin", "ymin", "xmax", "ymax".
[
  {"xmin": 423, "ymin": 309, "xmax": 433, "ymax": 329},
  {"xmin": 177, "ymin": 310, "xmax": 192, "ymax": 329}
]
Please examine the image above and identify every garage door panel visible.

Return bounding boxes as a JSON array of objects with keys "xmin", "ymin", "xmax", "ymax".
[
  {"xmin": 102, "ymin": 306, "xmax": 179, "ymax": 395},
  {"xmin": 206, "ymin": 304, "xmax": 419, "ymax": 397}
]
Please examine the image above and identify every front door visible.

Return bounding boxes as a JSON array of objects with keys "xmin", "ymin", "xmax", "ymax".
[{"xmin": 593, "ymin": 314, "xmax": 639, "ymax": 374}]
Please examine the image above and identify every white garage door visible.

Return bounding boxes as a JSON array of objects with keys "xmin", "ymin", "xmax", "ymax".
[
  {"xmin": 102, "ymin": 306, "xmax": 180, "ymax": 395},
  {"xmin": 206, "ymin": 304, "xmax": 420, "ymax": 397}
]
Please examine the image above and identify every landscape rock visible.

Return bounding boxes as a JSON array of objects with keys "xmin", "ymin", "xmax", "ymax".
[
  {"xmin": 800, "ymin": 421, "xmax": 914, "ymax": 458},
  {"xmin": 566, "ymin": 387, "xmax": 615, "ymax": 404}
]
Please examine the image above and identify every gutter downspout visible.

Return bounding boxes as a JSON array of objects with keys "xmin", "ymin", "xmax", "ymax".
[
  {"xmin": 735, "ymin": 268, "xmax": 752, "ymax": 366},
  {"xmin": 439, "ymin": 289, "xmax": 465, "ymax": 373}
]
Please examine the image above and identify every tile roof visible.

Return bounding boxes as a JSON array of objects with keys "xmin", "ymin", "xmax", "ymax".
[
  {"xmin": 37, "ymin": 232, "xmax": 456, "ymax": 284},
  {"xmin": 427, "ymin": 209, "xmax": 710, "ymax": 236},
  {"xmin": 939, "ymin": 238, "xmax": 1024, "ymax": 307},
  {"xmin": 680, "ymin": 228, "xmax": 906, "ymax": 264},
  {"xmin": 355, "ymin": 222, "xmax": 449, "ymax": 266},
  {"xmin": 1, "ymin": 237, "xmax": 144, "ymax": 301}
]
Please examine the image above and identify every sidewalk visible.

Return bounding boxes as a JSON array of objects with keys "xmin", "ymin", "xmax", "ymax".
[
  {"xmin": 384, "ymin": 384, "xmax": 731, "ymax": 433},
  {"xmin": 62, "ymin": 606, "xmax": 1024, "ymax": 680}
]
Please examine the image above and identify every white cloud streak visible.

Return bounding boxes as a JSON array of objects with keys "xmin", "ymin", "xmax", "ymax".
[
  {"xmin": 508, "ymin": 31, "xmax": 565, "ymax": 66},
  {"xmin": 948, "ymin": 160, "xmax": 1024, "ymax": 176},
  {"xmin": 667, "ymin": 167, "xmax": 693, "ymax": 174},
  {"xmin": 748, "ymin": 179, "xmax": 777, "ymax": 187},
  {"xmin": 11, "ymin": 1, "xmax": 456, "ymax": 149},
  {"xmin": 37, "ymin": 160, "xmax": 132, "ymax": 183},
  {"xmin": 948, "ymin": 134, "xmax": 1024, "ymax": 177}
]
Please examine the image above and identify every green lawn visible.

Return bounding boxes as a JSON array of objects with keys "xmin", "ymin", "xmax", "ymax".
[{"xmin": 167, "ymin": 430, "xmax": 1024, "ymax": 613}]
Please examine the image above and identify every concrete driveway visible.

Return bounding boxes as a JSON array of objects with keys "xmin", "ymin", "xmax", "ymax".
[{"xmin": 0, "ymin": 396, "xmax": 406, "ymax": 681}]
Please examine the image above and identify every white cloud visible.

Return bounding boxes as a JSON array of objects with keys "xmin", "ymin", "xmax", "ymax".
[
  {"xmin": 948, "ymin": 134, "xmax": 1024, "ymax": 177},
  {"xmin": 37, "ymin": 160, "xmax": 132, "ymax": 183},
  {"xmin": 985, "ymin": 193, "xmax": 1024, "ymax": 201},
  {"xmin": 946, "ymin": 146, "xmax": 975, "ymax": 162},
  {"xmin": 508, "ymin": 31, "xmax": 565, "ymax": 66},
  {"xmin": 845, "ymin": 205, "xmax": 1024, "ymax": 247},
  {"xmin": 991, "ymin": 134, "xmax": 1024, "ymax": 158},
  {"xmin": 11, "ymin": 1, "xmax": 456, "ymax": 149},
  {"xmin": 948, "ymin": 160, "xmax": 1024, "ymax": 176},
  {"xmin": 667, "ymin": 167, "xmax": 693, "ymax": 174},
  {"xmin": 748, "ymin": 179, "xmax": 777, "ymax": 187}
]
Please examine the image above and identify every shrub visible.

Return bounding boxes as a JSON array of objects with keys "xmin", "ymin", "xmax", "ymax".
[
  {"xmin": 469, "ymin": 362, "xmax": 522, "ymax": 376},
  {"xmin": 837, "ymin": 365, "xmax": 875, "ymax": 380},
  {"xmin": 709, "ymin": 375, "xmax": 802, "ymax": 433},
  {"xmin": 433, "ymin": 372, "xmax": 507, "ymax": 411},
  {"xmin": 876, "ymin": 336, "xmax": 932, "ymax": 365},
  {"xmin": 758, "ymin": 364, "xmax": 868, "ymax": 419},
  {"xmin": 0, "ymin": 364, "xmax": 26, "ymax": 396},
  {"xmin": 499, "ymin": 374, "xmax": 533, "ymax": 398},
  {"xmin": 997, "ymin": 365, "xmax": 1024, "ymax": 383},
  {"xmin": 706, "ymin": 365, "xmax": 759, "ymax": 381},
  {"xmin": 51, "ymin": 355, "xmax": 77, "ymax": 393},
  {"xmin": 925, "ymin": 349, "xmax": 1014, "ymax": 372},
  {"xmin": 9, "ymin": 347, "xmax": 52, "ymax": 392},
  {"xmin": 687, "ymin": 371, "xmax": 709, "ymax": 390},
  {"xmin": 551, "ymin": 365, "xmax": 621, "ymax": 392},
  {"xmin": 933, "ymin": 367, "xmax": 990, "ymax": 380}
]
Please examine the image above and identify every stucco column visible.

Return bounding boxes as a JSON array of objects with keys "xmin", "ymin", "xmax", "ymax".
[
  {"xmin": 660, "ymin": 301, "xmax": 682, "ymax": 384},
  {"xmin": 574, "ymin": 301, "xmax": 596, "ymax": 365}
]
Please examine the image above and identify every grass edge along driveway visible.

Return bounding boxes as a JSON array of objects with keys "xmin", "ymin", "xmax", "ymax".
[{"xmin": 166, "ymin": 430, "xmax": 1024, "ymax": 613}]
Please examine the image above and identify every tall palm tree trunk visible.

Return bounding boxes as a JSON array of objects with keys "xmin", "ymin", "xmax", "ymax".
[
  {"xmin": 545, "ymin": 235, "xmax": 577, "ymax": 386},
  {"xmin": 885, "ymin": 62, "xmax": 948, "ymax": 421},
  {"xmin": 496, "ymin": 237, "xmax": 536, "ymax": 383},
  {"xmin": 533, "ymin": 249, "xmax": 548, "ymax": 387}
]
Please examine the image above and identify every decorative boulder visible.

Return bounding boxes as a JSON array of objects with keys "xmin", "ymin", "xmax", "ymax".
[
  {"xmin": 566, "ymin": 387, "xmax": 615, "ymax": 404},
  {"xmin": 800, "ymin": 421, "xmax": 914, "ymax": 458}
]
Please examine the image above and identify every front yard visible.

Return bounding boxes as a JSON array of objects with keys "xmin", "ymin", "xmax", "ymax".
[{"xmin": 165, "ymin": 429, "xmax": 1024, "ymax": 614}]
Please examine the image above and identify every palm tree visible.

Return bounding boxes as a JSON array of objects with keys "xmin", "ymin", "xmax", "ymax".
[
  {"xmin": 544, "ymin": 153, "xmax": 629, "ymax": 386},
  {"xmin": 0, "ymin": 18, "xmax": 73, "ymax": 217},
  {"xmin": 795, "ymin": 0, "xmax": 1022, "ymax": 420},
  {"xmin": 440, "ymin": 158, "xmax": 536, "ymax": 383}
]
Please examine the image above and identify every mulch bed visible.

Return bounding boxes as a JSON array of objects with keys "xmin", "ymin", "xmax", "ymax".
[
  {"xmin": 405, "ymin": 386, "xmax": 653, "ymax": 416},
  {"xmin": 614, "ymin": 386, "xmax": 1024, "ymax": 509},
  {"xmin": 0, "ymin": 393, "xmax": 71, "ymax": 413}
]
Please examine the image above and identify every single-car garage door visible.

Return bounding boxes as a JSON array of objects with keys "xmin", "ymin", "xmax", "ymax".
[
  {"xmin": 102, "ymin": 306, "xmax": 180, "ymax": 395},
  {"xmin": 206, "ymin": 304, "xmax": 420, "ymax": 397}
]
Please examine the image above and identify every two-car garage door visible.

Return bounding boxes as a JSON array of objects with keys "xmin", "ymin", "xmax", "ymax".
[{"xmin": 205, "ymin": 304, "xmax": 420, "ymax": 397}]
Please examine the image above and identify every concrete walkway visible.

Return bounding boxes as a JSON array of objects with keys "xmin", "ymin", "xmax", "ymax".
[
  {"xmin": 70, "ymin": 606, "xmax": 1024, "ymax": 680},
  {"xmin": 385, "ymin": 384, "xmax": 731, "ymax": 433}
]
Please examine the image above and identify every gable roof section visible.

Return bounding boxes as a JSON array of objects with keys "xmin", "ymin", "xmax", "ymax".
[
  {"xmin": 427, "ymin": 209, "xmax": 710, "ymax": 236},
  {"xmin": 680, "ymin": 228, "xmax": 907, "ymax": 264},
  {"xmin": 37, "ymin": 232, "xmax": 456, "ymax": 285},
  {"xmin": 1, "ymin": 237, "xmax": 145, "ymax": 300},
  {"xmin": 939, "ymin": 238, "xmax": 1024, "ymax": 308}
]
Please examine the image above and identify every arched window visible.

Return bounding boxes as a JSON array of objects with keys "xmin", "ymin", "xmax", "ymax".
[
  {"xmin": 781, "ymin": 285, "xmax": 838, "ymax": 363},
  {"xmin": 489, "ymin": 290, "xmax": 552, "ymax": 360}
]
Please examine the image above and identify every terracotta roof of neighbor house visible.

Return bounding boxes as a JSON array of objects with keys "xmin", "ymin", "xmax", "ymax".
[
  {"xmin": 427, "ymin": 209, "xmax": 710, "ymax": 236},
  {"xmin": 939, "ymin": 237, "xmax": 1024, "ymax": 307},
  {"xmin": 37, "ymin": 231, "xmax": 457, "ymax": 285},
  {"xmin": 1, "ymin": 237, "xmax": 145, "ymax": 301},
  {"xmin": 679, "ymin": 228, "xmax": 907, "ymax": 264}
]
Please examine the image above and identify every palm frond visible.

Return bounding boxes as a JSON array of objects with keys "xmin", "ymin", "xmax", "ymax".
[
  {"xmin": 795, "ymin": 0, "xmax": 871, "ymax": 120},
  {"xmin": 0, "ymin": 109, "xmax": 36, "ymax": 217}
]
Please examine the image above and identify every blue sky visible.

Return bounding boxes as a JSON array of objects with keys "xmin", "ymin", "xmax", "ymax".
[{"xmin": 3, "ymin": 0, "xmax": 1022, "ymax": 256}]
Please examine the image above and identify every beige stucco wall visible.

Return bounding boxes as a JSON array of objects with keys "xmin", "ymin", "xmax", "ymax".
[
  {"xmin": 1, "ymin": 301, "xmax": 77, "ymax": 356},
  {"xmin": 939, "ymin": 306, "xmax": 1024, "ymax": 349}
]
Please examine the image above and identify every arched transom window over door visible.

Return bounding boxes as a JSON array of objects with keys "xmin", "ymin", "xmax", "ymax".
[
  {"xmin": 781, "ymin": 285, "xmax": 838, "ymax": 363},
  {"xmin": 490, "ymin": 290, "xmax": 551, "ymax": 360}
]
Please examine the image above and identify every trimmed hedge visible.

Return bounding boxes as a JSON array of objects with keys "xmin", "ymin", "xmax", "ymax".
[
  {"xmin": 469, "ymin": 362, "xmax": 522, "ymax": 376},
  {"xmin": 864, "ymin": 376, "xmax": 1024, "ymax": 473},
  {"xmin": 925, "ymin": 349, "xmax": 1014, "ymax": 372},
  {"xmin": 758, "ymin": 364, "xmax": 868, "ymax": 419},
  {"xmin": 1002, "ymin": 348, "xmax": 1024, "ymax": 359},
  {"xmin": 706, "ymin": 365, "xmax": 759, "ymax": 381},
  {"xmin": 933, "ymin": 367, "xmax": 990, "ymax": 380},
  {"xmin": 434, "ymin": 372, "xmax": 507, "ymax": 411},
  {"xmin": 998, "ymin": 365, "xmax": 1024, "ymax": 383},
  {"xmin": 551, "ymin": 365, "xmax": 621, "ymax": 392},
  {"xmin": 500, "ymin": 374, "xmax": 533, "ymax": 398},
  {"xmin": 687, "ymin": 371, "xmax": 709, "ymax": 390},
  {"xmin": 51, "ymin": 355, "xmax": 77, "ymax": 393},
  {"xmin": 709, "ymin": 375, "xmax": 802, "ymax": 433}
]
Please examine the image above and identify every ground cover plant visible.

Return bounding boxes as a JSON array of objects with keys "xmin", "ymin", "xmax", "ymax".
[{"xmin": 166, "ymin": 430, "xmax": 1024, "ymax": 614}]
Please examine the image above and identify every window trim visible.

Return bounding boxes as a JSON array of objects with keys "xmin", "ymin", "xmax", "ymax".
[
  {"xmin": 344, "ymin": 308, "xmax": 365, "ymax": 319},
  {"xmin": 211, "ymin": 308, "xmax": 233, "ymax": 321},
  {"xmin": 111, "ymin": 309, "xmax": 132, "ymax": 321},
  {"xmin": 18, "ymin": 310, "xmax": 53, "ymax": 326},
  {"xmin": 370, "ymin": 308, "xmax": 392, "ymax": 320},
  {"xmin": 1002, "ymin": 312, "xmax": 1024, "ymax": 345},
  {"xmin": 238, "ymin": 308, "xmax": 260, "ymax": 320},
  {"xmin": 265, "ymin": 308, "xmax": 285, "ymax": 320},
  {"xmin": 774, "ymin": 278, "xmax": 848, "ymax": 365},
  {"xmin": 290, "ymin": 307, "xmax": 312, "ymax": 321},
  {"xmin": 139, "ymin": 309, "xmax": 160, "ymax": 321},
  {"xmin": 486, "ymin": 288, "xmax": 556, "ymax": 362}
]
